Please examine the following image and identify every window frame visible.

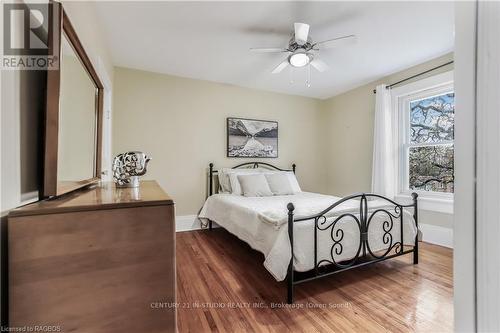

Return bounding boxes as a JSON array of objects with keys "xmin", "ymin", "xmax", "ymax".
[{"xmin": 391, "ymin": 71, "xmax": 454, "ymax": 213}]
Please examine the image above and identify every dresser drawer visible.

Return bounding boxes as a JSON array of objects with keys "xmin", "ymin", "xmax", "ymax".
[{"xmin": 8, "ymin": 181, "xmax": 176, "ymax": 332}]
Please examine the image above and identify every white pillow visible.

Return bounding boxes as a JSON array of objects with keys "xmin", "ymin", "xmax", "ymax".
[
  {"xmin": 286, "ymin": 172, "xmax": 302, "ymax": 193},
  {"xmin": 237, "ymin": 174, "xmax": 273, "ymax": 197},
  {"xmin": 218, "ymin": 168, "xmax": 233, "ymax": 193},
  {"xmin": 263, "ymin": 171, "xmax": 302, "ymax": 193},
  {"xmin": 219, "ymin": 168, "xmax": 264, "ymax": 194},
  {"xmin": 227, "ymin": 169, "xmax": 263, "ymax": 195},
  {"xmin": 265, "ymin": 173, "xmax": 294, "ymax": 195}
]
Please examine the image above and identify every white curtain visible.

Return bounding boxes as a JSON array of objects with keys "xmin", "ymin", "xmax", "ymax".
[{"xmin": 371, "ymin": 84, "xmax": 396, "ymax": 198}]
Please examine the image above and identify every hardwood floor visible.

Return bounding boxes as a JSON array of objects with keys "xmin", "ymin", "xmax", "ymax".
[{"xmin": 176, "ymin": 229, "xmax": 453, "ymax": 332}]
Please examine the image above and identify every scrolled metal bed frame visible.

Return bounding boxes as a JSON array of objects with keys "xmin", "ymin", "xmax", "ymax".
[{"xmin": 207, "ymin": 162, "xmax": 418, "ymax": 304}]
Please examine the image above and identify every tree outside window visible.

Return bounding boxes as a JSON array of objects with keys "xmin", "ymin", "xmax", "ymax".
[{"xmin": 407, "ymin": 93, "xmax": 454, "ymax": 193}]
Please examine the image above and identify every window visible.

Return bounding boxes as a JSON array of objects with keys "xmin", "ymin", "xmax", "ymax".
[
  {"xmin": 392, "ymin": 71, "xmax": 454, "ymax": 212},
  {"xmin": 407, "ymin": 92, "xmax": 454, "ymax": 193}
]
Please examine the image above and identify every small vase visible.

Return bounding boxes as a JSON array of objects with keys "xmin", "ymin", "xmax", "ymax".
[{"xmin": 115, "ymin": 176, "xmax": 140, "ymax": 188}]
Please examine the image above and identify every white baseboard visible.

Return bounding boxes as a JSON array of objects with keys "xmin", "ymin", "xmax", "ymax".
[
  {"xmin": 419, "ymin": 223, "xmax": 453, "ymax": 248},
  {"xmin": 176, "ymin": 215, "xmax": 218, "ymax": 232}
]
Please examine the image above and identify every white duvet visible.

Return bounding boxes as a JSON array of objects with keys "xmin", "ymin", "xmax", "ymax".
[{"xmin": 199, "ymin": 192, "xmax": 418, "ymax": 281}]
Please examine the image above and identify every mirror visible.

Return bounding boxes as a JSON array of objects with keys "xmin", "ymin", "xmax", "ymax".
[
  {"xmin": 44, "ymin": 3, "xmax": 103, "ymax": 197},
  {"xmin": 57, "ymin": 32, "xmax": 97, "ymax": 183}
]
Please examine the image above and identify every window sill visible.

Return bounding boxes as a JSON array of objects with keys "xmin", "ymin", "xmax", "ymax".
[{"xmin": 395, "ymin": 193, "xmax": 453, "ymax": 214}]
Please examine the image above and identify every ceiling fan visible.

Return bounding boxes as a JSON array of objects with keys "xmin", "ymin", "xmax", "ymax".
[{"xmin": 250, "ymin": 22, "xmax": 356, "ymax": 75}]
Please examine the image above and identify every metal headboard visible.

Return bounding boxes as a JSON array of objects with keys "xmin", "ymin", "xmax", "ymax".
[{"xmin": 208, "ymin": 162, "xmax": 296, "ymax": 197}]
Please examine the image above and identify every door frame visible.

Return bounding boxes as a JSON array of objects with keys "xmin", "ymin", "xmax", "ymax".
[{"xmin": 454, "ymin": 1, "xmax": 477, "ymax": 332}]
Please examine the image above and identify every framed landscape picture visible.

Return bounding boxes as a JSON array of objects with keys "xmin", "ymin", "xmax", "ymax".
[{"xmin": 227, "ymin": 117, "xmax": 278, "ymax": 158}]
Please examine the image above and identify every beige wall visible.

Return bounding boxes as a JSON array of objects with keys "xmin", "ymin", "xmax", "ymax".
[
  {"xmin": 113, "ymin": 67, "xmax": 326, "ymax": 215},
  {"xmin": 321, "ymin": 52, "xmax": 454, "ymax": 228},
  {"xmin": 113, "ymin": 53, "xmax": 455, "ymax": 229}
]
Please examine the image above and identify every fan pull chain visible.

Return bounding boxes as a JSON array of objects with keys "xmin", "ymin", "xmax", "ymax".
[{"xmin": 289, "ymin": 66, "xmax": 294, "ymax": 84}]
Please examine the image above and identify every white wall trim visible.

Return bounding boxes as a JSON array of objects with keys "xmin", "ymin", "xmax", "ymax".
[
  {"xmin": 454, "ymin": 1, "xmax": 478, "ymax": 331},
  {"xmin": 97, "ymin": 56, "xmax": 113, "ymax": 182},
  {"xmin": 391, "ymin": 71, "xmax": 455, "ymax": 207},
  {"xmin": 418, "ymin": 197, "xmax": 453, "ymax": 214},
  {"xmin": 419, "ymin": 223, "xmax": 453, "ymax": 248},
  {"xmin": 476, "ymin": 2, "xmax": 500, "ymax": 331},
  {"xmin": 176, "ymin": 215, "xmax": 219, "ymax": 232},
  {"xmin": 396, "ymin": 194, "xmax": 453, "ymax": 214}
]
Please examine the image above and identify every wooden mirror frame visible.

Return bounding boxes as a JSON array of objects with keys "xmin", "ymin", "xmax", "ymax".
[{"xmin": 44, "ymin": 2, "xmax": 104, "ymax": 198}]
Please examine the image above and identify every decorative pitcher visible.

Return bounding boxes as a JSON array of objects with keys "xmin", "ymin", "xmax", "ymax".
[{"xmin": 112, "ymin": 151, "xmax": 151, "ymax": 188}]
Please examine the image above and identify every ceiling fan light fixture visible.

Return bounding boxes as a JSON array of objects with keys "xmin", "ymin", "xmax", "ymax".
[
  {"xmin": 251, "ymin": 22, "xmax": 355, "ymax": 76},
  {"xmin": 288, "ymin": 51, "xmax": 311, "ymax": 68}
]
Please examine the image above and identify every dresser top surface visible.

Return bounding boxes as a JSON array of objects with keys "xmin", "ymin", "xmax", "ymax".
[{"xmin": 10, "ymin": 181, "xmax": 173, "ymax": 217}]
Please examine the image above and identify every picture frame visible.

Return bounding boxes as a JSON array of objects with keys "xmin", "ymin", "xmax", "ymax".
[{"xmin": 227, "ymin": 117, "xmax": 278, "ymax": 158}]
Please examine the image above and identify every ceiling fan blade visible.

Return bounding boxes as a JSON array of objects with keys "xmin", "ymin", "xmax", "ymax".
[
  {"xmin": 310, "ymin": 59, "xmax": 329, "ymax": 72},
  {"xmin": 271, "ymin": 59, "xmax": 289, "ymax": 74},
  {"xmin": 294, "ymin": 22, "xmax": 310, "ymax": 45},
  {"xmin": 250, "ymin": 47, "xmax": 288, "ymax": 53},
  {"xmin": 314, "ymin": 34, "xmax": 357, "ymax": 49}
]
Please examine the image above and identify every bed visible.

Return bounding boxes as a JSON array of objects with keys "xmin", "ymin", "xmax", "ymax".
[{"xmin": 199, "ymin": 162, "xmax": 419, "ymax": 303}]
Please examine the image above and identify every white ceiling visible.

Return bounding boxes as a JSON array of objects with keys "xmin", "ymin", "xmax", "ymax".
[{"xmin": 94, "ymin": 1, "xmax": 454, "ymax": 99}]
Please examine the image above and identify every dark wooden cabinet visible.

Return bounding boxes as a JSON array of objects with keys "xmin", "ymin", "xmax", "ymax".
[{"xmin": 8, "ymin": 181, "xmax": 176, "ymax": 332}]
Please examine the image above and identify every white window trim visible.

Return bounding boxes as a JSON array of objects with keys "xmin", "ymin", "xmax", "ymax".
[{"xmin": 391, "ymin": 71, "xmax": 454, "ymax": 213}]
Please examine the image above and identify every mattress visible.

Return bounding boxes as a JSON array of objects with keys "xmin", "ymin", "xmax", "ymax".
[{"xmin": 199, "ymin": 192, "xmax": 418, "ymax": 281}]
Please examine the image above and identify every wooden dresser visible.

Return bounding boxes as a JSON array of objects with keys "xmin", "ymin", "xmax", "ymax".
[{"xmin": 8, "ymin": 181, "xmax": 176, "ymax": 332}]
